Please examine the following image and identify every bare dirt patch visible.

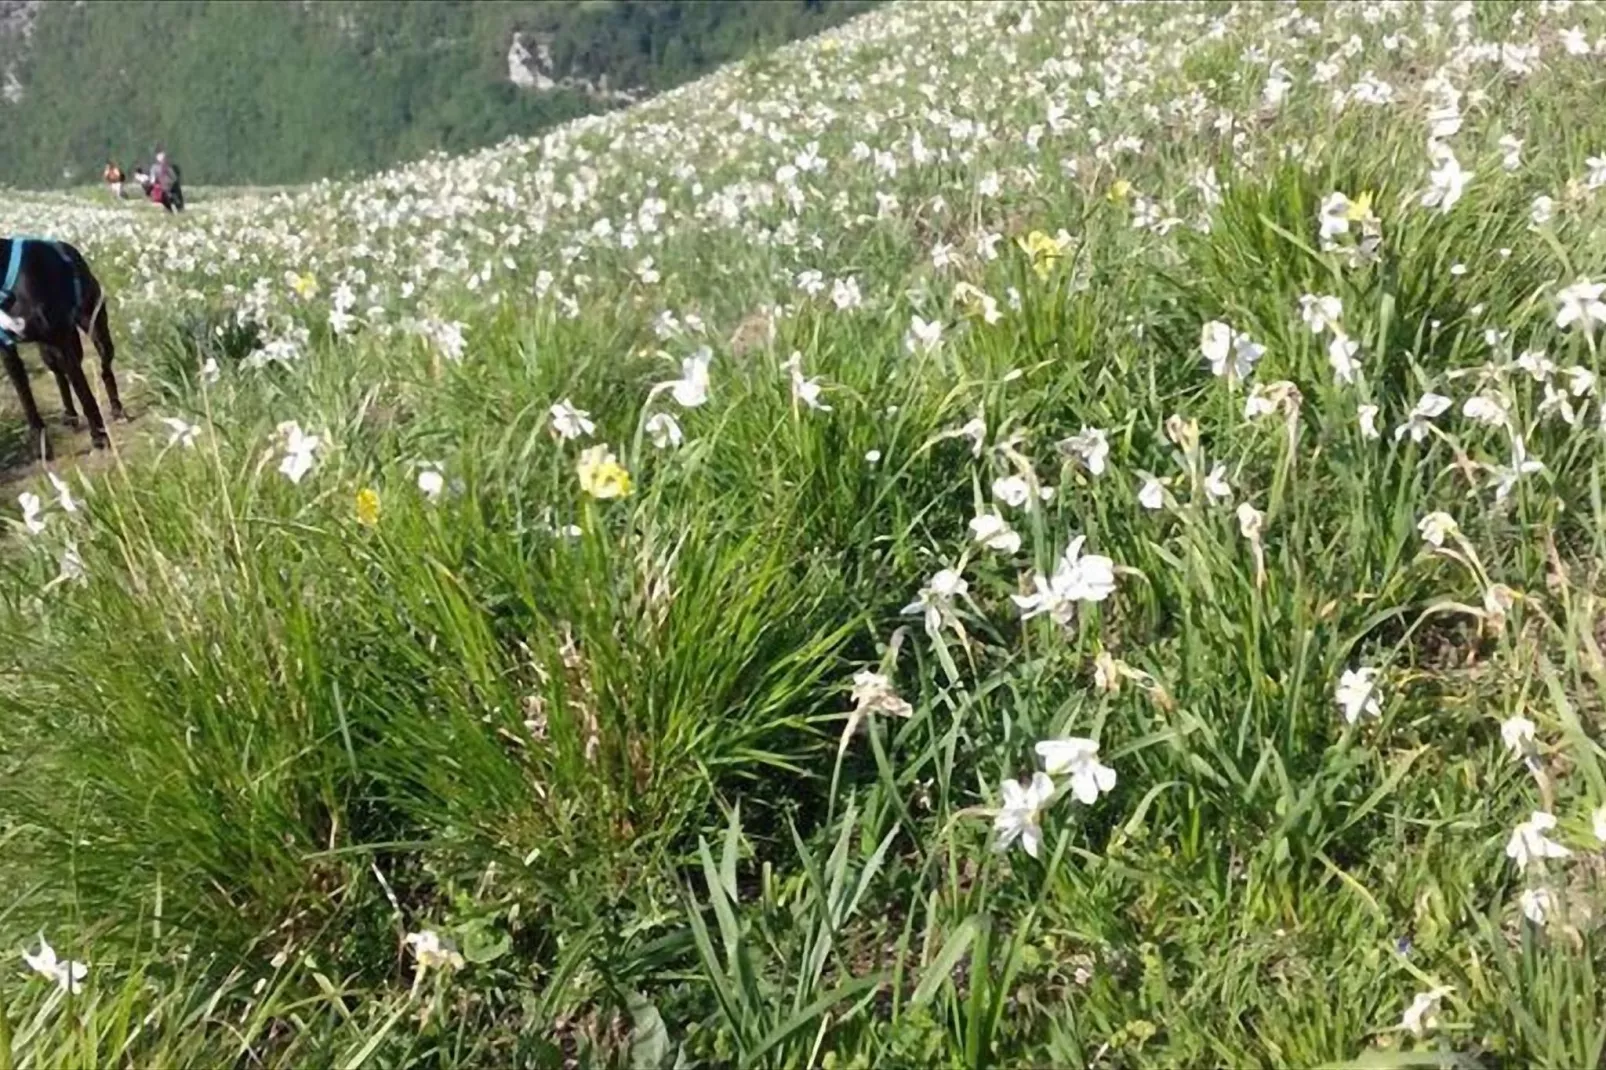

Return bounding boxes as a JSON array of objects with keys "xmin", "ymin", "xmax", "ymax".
[{"xmin": 0, "ymin": 359, "xmax": 143, "ymax": 499}]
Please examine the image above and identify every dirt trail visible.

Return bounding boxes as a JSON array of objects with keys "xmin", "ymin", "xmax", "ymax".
[{"xmin": 0, "ymin": 360, "xmax": 143, "ymax": 499}]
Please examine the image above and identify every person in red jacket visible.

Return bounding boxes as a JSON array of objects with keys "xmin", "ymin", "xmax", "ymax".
[{"xmin": 150, "ymin": 150, "xmax": 185, "ymax": 213}]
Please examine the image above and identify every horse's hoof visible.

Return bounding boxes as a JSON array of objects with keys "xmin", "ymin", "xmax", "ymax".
[
  {"xmin": 62, "ymin": 414, "xmax": 80, "ymax": 429},
  {"xmin": 90, "ymin": 433, "xmax": 109, "ymax": 451},
  {"xmin": 112, "ymin": 406, "xmax": 127, "ymax": 422}
]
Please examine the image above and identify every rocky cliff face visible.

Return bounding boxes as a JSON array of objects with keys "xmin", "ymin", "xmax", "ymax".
[
  {"xmin": 0, "ymin": 0, "xmax": 41, "ymax": 103},
  {"xmin": 507, "ymin": 30, "xmax": 638, "ymax": 103}
]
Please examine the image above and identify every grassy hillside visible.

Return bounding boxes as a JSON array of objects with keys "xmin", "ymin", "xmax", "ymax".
[
  {"xmin": 0, "ymin": 0, "xmax": 874, "ymax": 188},
  {"xmin": 4, "ymin": 0, "xmax": 1606, "ymax": 1065}
]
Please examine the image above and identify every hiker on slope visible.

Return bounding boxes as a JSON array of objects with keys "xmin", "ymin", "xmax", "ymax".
[{"xmin": 150, "ymin": 150, "xmax": 185, "ymax": 213}]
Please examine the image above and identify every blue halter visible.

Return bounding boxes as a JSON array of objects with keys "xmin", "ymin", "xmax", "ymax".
[
  {"xmin": 0, "ymin": 237, "xmax": 81, "ymax": 348},
  {"xmin": 0, "ymin": 238, "xmax": 26, "ymax": 348}
]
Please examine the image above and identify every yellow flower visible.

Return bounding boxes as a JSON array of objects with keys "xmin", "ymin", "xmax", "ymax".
[
  {"xmin": 1108, "ymin": 179, "xmax": 1132, "ymax": 202},
  {"xmin": 1015, "ymin": 230, "xmax": 1066, "ymax": 280},
  {"xmin": 951, "ymin": 281, "xmax": 992, "ymax": 318},
  {"xmin": 577, "ymin": 446, "xmax": 633, "ymax": 499},
  {"xmin": 355, "ymin": 487, "xmax": 380, "ymax": 526},
  {"xmin": 290, "ymin": 272, "xmax": 318, "ymax": 299},
  {"xmin": 1345, "ymin": 191, "xmax": 1374, "ymax": 222}
]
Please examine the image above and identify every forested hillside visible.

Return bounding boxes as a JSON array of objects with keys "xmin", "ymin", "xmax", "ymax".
[{"xmin": 0, "ymin": 0, "xmax": 874, "ymax": 188}]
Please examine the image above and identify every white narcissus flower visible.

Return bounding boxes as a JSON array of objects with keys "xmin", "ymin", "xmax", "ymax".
[
  {"xmin": 1138, "ymin": 477, "xmax": 1165, "ymax": 511},
  {"xmin": 992, "ymin": 475, "xmax": 1032, "ymax": 509},
  {"xmin": 1299, "ymin": 293, "xmax": 1343, "ymax": 335},
  {"xmin": 1335, "ymin": 667, "xmax": 1381, "ymax": 724},
  {"xmin": 1236, "ymin": 502, "xmax": 1264, "ymax": 541},
  {"xmin": 1520, "ymin": 887, "xmax": 1556, "ymax": 926},
  {"xmin": 1499, "ymin": 134, "xmax": 1522, "ymax": 171},
  {"xmin": 1462, "ymin": 393, "xmax": 1509, "ymax": 427},
  {"xmin": 23, "ymin": 936, "xmax": 87, "ymax": 994},
  {"xmin": 1516, "ymin": 350, "xmax": 1556, "ymax": 382},
  {"xmin": 1060, "ymin": 427, "xmax": 1109, "ymax": 476},
  {"xmin": 1556, "ymin": 280, "xmax": 1606, "ymax": 333},
  {"xmin": 161, "ymin": 417, "xmax": 201, "ymax": 449},
  {"xmin": 1394, "ymin": 393, "xmax": 1452, "ymax": 443},
  {"xmin": 1421, "ymin": 143, "xmax": 1469, "ymax": 213},
  {"xmin": 1328, "ymin": 334, "xmax": 1361, "ymax": 384},
  {"xmin": 969, "ymin": 511, "xmax": 1021, "ymax": 554},
  {"xmin": 416, "ymin": 467, "xmax": 445, "ymax": 500},
  {"xmin": 54, "ymin": 542, "xmax": 85, "ymax": 587},
  {"xmin": 404, "ymin": 930, "xmax": 464, "ymax": 979},
  {"xmin": 1506, "ymin": 811, "xmax": 1571, "ymax": 873},
  {"xmin": 47, "ymin": 472, "xmax": 78, "ymax": 513},
  {"xmin": 783, "ymin": 352, "xmax": 832, "ymax": 412},
  {"xmin": 645, "ymin": 412, "xmax": 684, "ymax": 449},
  {"xmin": 276, "ymin": 422, "xmax": 320, "ymax": 484},
  {"xmin": 1357, "ymin": 404, "xmax": 1381, "ymax": 440},
  {"xmin": 956, "ymin": 416, "xmax": 987, "ymax": 457},
  {"xmin": 905, "ymin": 315, "xmax": 943, "ymax": 354},
  {"xmin": 1539, "ymin": 383, "xmax": 1577, "ymax": 427},
  {"xmin": 1593, "ymin": 804, "xmax": 1606, "ymax": 845},
  {"xmin": 842, "ymin": 670, "xmax": 914, "ymax": 751},
  {"xmin": 1094, "ymin": 650, "xmax": 1121, "ymax": 692},
  {"xmin": 17, "ymin": 491, "xmax": 44, "ymax": 535},
  {"xmin": 1488, "ymin": 436, "xmax": 1546, "ymax": 503},
  {"xmin": 1401, "ymin": 986, "xmax": 1452, "ymax": 1038},
  {"xmin": 1205, "ymin": 463, "xmax": 1232, "ymax": 502},
  {"xmin": 1034, "ymin": 737, "xmax": 1116, "ymax": 804},
  {"xmin": 1500, "ymin": 715, "xmax": 1536, "ymax": 758},
  {"xmin": 1244, "ymin": 383, "xmax": 1282, "ymax": 420},
  {"xmin": 1318, "ymin": 192, "xmax": 1353, "ymax": 243},
  {"xmin": 1200, "ymin": 323, "xmax": 1229, "ymax": 368},
  {"xmin": 848, "ymin": 671, "xmax": 913, "ymax": 722},
  {"xmin": 1531, "ymin": 195, "xmax": 1555, "ymax": 227},
  {"xmin": 1417, "ymin": 511, "xmax": 1459, "ymax": 548},
  {"xmin": 549, "ymin": 400, "xmax": 595, "ymax": 441},
  {"xmin": 1012, "ymin": 535, "xmax": 1117, "ymax": 624},
  {"xmin": 1589, "ymin": 154, "xmax": 1606, "ymax": 190},
  {"xmin": 660, "ymin": 348, "xmax": 712, "ymax": 409},
  {"xmin": 1201, "ymin": 320, "xmax": 1264, "ymax": 382},
  {"xmin": 993, "ymin": 771, "xmax": 1056, "ymax": 858},
  {"xmin": 831, "ymin": 276, "xmax": 862, "ymax": 310},
  {"xmin": 902, "ymin": 568, "xmax": 968, "ymax": 639}
]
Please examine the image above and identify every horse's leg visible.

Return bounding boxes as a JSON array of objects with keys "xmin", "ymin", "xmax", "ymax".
[
  {"xmin": 60, "ymin": 333, "xmax": 107, "ymax": 449},
  {"xmin": 87, "ymin": 300, "xmax": 124, "ymax": 419},
  {"xmin": 1, "ymin": 343, "xmax": 49, "ymax": 460},
  {"xmin": 39, "ymin": 346, "xmax": 79, "ymax": 428}
]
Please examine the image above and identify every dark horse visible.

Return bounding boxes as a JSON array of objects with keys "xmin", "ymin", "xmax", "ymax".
[{"xmin": 0, "ymin": 236, "xmax": 124, "ymax": 459}]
